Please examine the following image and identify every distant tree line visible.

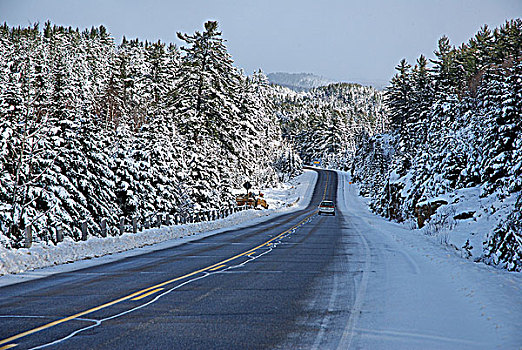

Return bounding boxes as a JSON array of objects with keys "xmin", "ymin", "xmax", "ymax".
[
  {"xmin": 275, "ymin": 83, "xmax": 388, "ymax": 169},
  {"xmin": 0, "ymin": 21, "xmax": 301, "ymax": 247}
]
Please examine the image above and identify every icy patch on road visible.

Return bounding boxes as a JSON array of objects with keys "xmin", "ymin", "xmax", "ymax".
[{"xmin": 0, "ymin": 170, "xmax": 317, "ymax": 280}]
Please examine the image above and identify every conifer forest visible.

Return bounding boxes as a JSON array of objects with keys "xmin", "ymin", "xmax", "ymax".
[
  {"xmin": 1, "ymin": 19, "xmax": 521, "ymax": 271},
  {"xmin": 0, "ymin": 21, "xmax": 301, "ymax": 247},
  {"xmin": 352, "ymin": 19, "xmax": 522, "ymax": 271}
]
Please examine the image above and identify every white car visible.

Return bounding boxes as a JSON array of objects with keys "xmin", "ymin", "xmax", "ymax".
[{"xmin": 318, "ymin": 200, "xmax": 335, "ymax": 216}]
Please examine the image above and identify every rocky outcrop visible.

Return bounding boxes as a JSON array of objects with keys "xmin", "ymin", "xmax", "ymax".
[{"xmin": 415, "ymin": 199, "xmax": 448, "ymax": 228}]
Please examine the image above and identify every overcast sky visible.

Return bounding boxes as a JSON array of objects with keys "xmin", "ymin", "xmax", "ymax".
[{"xmin": 1, "ymin": 0, "xmax": 520, "ymax": 87}]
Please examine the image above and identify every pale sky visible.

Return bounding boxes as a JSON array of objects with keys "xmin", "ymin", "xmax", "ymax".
[{"xmin": 1, "ymin": 0, "xmax": 520, "ymax": 87}]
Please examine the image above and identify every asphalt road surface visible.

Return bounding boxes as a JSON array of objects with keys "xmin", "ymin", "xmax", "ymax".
[{"xmin": 0, "ymin": 169, "xmax": 367, "ymax": 349}]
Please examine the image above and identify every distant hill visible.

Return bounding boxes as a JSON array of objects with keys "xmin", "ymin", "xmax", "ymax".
[{"xmin": 267, "ymin": 72, "xmax": 335, "ymax": 91}]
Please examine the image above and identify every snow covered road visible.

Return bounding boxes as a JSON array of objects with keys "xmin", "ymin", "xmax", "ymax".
[{"xmin": 336, "ymin": 170, "xmax": 522, "ymax": 349}]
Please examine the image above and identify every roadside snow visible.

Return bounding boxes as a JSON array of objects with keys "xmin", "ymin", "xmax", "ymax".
[
  {"xmin": 336, "ymin": 170, "xmax": 522, "ymax": 349},
  {"xmin": 0, "ymin": 170, "xmax": 317, "ymax": 282},
  {"xmin": 415, "ymin": 185, "xmax": 517, "ymax": 264}
]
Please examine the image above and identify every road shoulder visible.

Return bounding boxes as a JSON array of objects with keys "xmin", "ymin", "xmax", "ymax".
[{"xmin": 335, "ymin": 170, "xmax": 522, "ymax": 349}]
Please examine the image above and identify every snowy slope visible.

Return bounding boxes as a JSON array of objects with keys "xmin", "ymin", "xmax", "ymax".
[
  {"xmin": 336, "ymin": 170, "xmax": 522, "ymax": 349},
  {"xmin": 0, "ymin": 170, "xmax": 317, "ymax": 281}
]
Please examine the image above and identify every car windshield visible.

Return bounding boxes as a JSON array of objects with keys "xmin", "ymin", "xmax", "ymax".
[{"xmin": 320, "ymin": 201, "xmax": 334, "ymax": 207}]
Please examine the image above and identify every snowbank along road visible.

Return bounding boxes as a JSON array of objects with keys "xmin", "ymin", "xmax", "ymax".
[{"xmin": 0, "ymin": 169, "xmax": 520, "ymax": 349}]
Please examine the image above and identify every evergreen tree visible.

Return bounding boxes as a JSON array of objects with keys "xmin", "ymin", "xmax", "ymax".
[
  {"xmin": 410, "ymin": 54, "xmax": 434, "ymax": 146},
  {"xmin": 172, "ymin": 21, "xmax": 243, "ymax": 207},
  {"xmin": 173, "ymin": 21, "xmax": 242, "ymax": 145},
  {"xmin": 484, "ymin": 193, "xmax": 522, "ymax": 272},
  {"xmin": 386, "ymin": 59, "xmax": 412, "ymax": 130},
  {"xmin": 482, "ymin": 59, "xmax": 522, "ymax": 194},
  {"xmin": 431, "ymin": 36, "xmax": 458, "ymax": 97}
]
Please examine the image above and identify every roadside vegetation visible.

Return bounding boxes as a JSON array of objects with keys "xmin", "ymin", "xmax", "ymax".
[
  {"xmin": 0, "ymin": 21, "xmax": 301, "ymax": 247},
  {"xmin": 351, "ymin": 19, "xmax": 522, "ymax": 271}
]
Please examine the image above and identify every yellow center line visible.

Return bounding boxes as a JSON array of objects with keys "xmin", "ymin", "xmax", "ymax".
[
  {"xmin": 322, "ymin": 172, "xmax": 329, "ymax": 200},
  {"xmin": 209, "ymin": 264, "xmax": 226, "ymax": 271},
  {"xmin": 0, "ymin": 172, "xmax": 329, "ymax": 347},
  {"xmin": 0, "ymin": 344, "xmax": 18, "ymax": 349},
  {"xmin": 131, "ymin": 288, "xmax": 164, "ymax": 301},
  {"xmin": 0, "ymin": 288, "xmax": 156, "ymax": 346}
]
